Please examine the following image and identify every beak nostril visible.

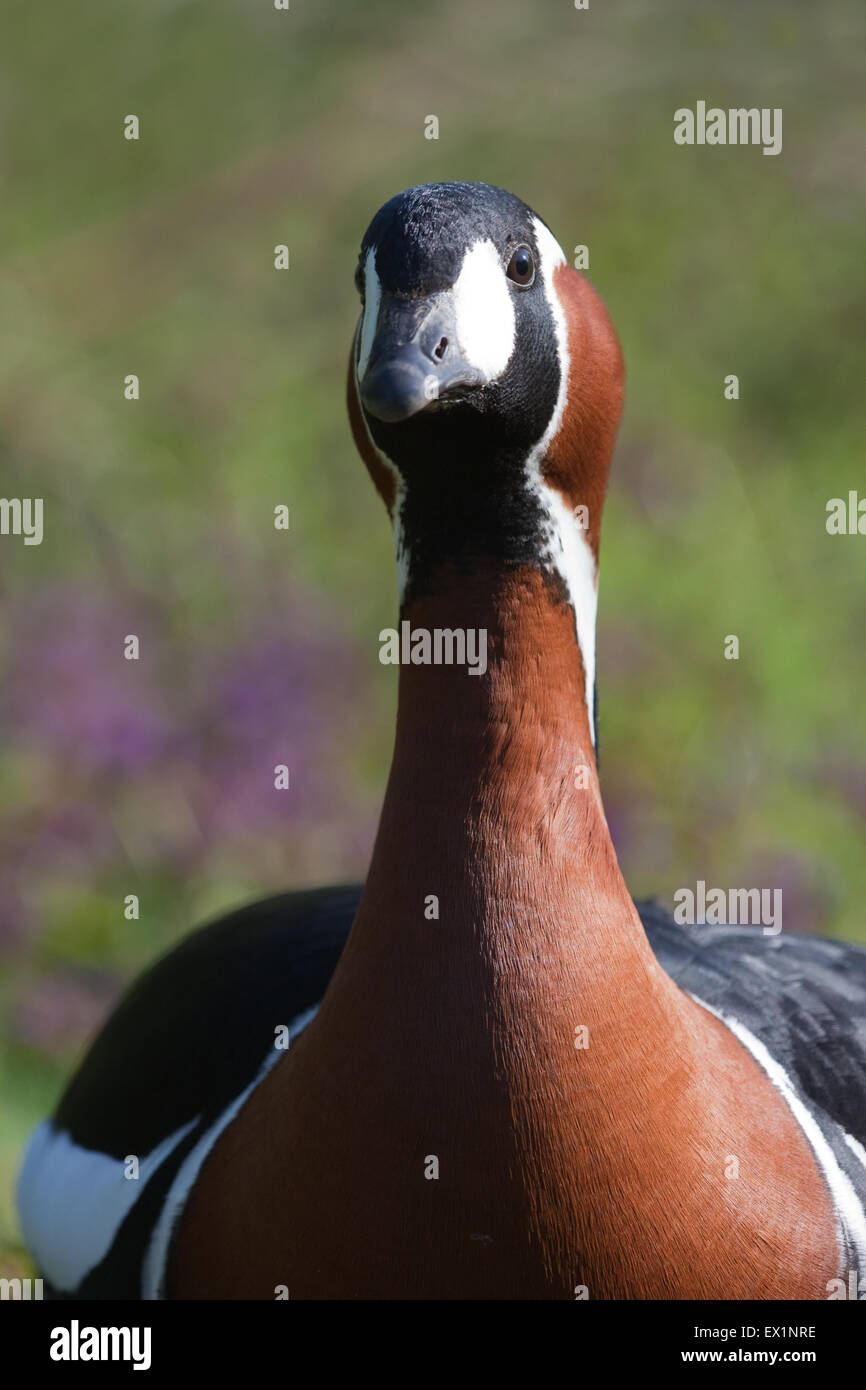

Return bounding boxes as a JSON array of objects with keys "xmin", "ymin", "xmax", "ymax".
[{"xmin": 433, "ymin": 337, "xmax": 448, "ymax": 361}]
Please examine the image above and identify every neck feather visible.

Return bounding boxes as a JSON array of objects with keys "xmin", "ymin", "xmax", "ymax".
[{"xmin": 358, "ymin": 563, "xmax": 663, "ymax": 996}]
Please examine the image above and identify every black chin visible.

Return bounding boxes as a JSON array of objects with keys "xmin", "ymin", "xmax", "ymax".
[{"xmin": 364, "ymin": 382, "xmax": 555, "ymax": 607}]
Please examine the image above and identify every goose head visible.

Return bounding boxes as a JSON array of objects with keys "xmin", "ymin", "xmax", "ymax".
[{"xmin": 347, "ymin": 181, "xmax": 625, "ymax": 736}]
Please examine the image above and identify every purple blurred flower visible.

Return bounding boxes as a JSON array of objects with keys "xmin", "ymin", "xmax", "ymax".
[
  {"xmin": 187, "ymin": 618, "xmax": 362, "ymax": 838},
  {"xmin": 5, "ymin": 585, "xmax": 174, "ymax": 774},
  {"xmin": 0, "ymin": 575, "xmax": 371, "ymax": 972}
]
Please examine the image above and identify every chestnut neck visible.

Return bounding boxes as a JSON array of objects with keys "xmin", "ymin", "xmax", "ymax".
[{"xmin": 337, "ymin": 559, "xmax": 678, "ymax": 1013}]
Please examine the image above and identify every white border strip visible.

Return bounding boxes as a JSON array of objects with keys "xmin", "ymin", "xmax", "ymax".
[
  {"xmin": 690, "ymin": 991, "xmax": 866, "ymax": 1272},
  {"xmin": 142, "ymin": 1005, "xmax": 319, "ymax": 1299},
  {"xmin": 524, "ymin": 217, "xmax": 598, "ymax": 743}
]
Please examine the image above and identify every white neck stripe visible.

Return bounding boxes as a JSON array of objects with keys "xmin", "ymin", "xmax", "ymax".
[{"xmin": 524, "ymin": 216, "xmax": 598, "ymax": 745}]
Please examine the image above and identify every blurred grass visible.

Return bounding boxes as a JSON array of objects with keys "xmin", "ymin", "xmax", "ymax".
[{"xmin": 1, "ymin": 0, "xmax": 865, "ymax": 1272}]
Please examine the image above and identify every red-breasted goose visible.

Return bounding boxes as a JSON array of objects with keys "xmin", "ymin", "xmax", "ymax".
[{"xmin": 18, "ymin": 181, "xmax": 866, "ymax": 1300}]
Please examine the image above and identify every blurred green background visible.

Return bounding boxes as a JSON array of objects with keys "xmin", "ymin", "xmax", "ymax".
[{"xmin": 1, "ymin": 0, "xmax": 864, "ymax": 1275}]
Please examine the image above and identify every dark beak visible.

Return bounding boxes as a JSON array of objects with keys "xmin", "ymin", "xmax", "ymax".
[{"xmin": 358, "ymin": 293, "xmax": 485, "ymax": 424}]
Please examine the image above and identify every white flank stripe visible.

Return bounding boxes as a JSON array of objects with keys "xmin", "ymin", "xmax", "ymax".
[
  {"xmin": 690, "ymin": 992, "xmax": 866, "ymax": 1271},
  {"xmin": 843, "ymin": 1130, "xmax": 866, "ymax": 1176},
  {"xmin": 142, "ymin": 1004, "xmax": 319, "ymax": 1298},
  {"xmin": 16, "ymin": 1117, "xmax": 196, "ymax": 1292}
]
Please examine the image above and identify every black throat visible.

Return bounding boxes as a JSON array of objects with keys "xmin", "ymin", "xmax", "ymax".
[{"xmin": 367, "ymin": 394, "xmax": 560, "ymax": 608}]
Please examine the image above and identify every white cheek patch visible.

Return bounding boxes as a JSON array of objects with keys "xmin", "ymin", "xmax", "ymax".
[
  {"xmin": 356, "ymin": 248, "xmax": 381, "ymax": 379},
  {"xmin": 523, "ymin": 216, "xmax": 599, "ymax": 744},
  {"xmin": 452, "ymin": 239, "xmax": 516, "ymax": 380}
]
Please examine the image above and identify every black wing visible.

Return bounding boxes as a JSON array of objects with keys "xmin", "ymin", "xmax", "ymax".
[
  {"xmin": 37, "ymin": 885, "xmax": 359, "ymax": 1297},
  {"xmin": 53, "ymin": 884, "xmax": 360, "ymax": 1157}
]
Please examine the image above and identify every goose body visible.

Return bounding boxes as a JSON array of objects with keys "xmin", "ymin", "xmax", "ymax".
[{"xmin": 17, "ymin": 182, "xmax": 866, "ymax": 1300}]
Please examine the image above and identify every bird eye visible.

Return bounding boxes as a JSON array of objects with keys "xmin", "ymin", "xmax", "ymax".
[{"xmin": 506, "ymin": 245, "xmax": 535, "ymax": 287}]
